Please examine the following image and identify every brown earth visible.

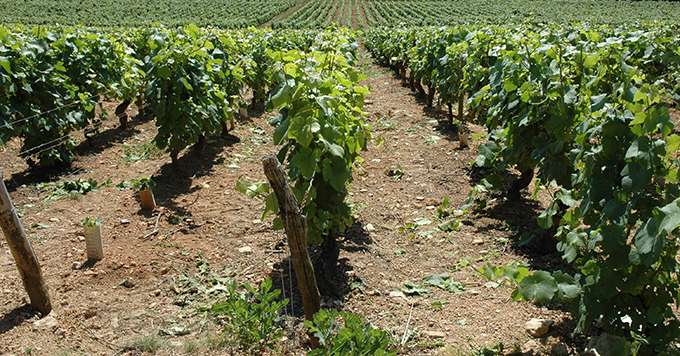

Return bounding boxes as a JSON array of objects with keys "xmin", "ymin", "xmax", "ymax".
[{"xmin": 0, "ymin": 57, "xmax": 574, "ymax": 355}]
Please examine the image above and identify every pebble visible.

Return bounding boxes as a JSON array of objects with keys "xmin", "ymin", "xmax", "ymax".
[
  {"xmin": 365, "ymin": 224, "xmax": 376, "ymax": 232},
  {"xmin": 238, "ymin": 246, "xmax": 253, "ymax": 254},
  {"xmin": 32, "ymin": 314, "xmax": 59, "ymax": 332},
  {"xmin": 423, "ymin": 330, "xmax": 446, "ymax": 339},
  {"xmin": 389, "ymin": 290, "xmax": 406, "ymax": 298},
  {"xmin": 472, "ymin": 238, "xmax": 484, "ymax": 245},
  {"xmin": 120, "ymin": 219, "xmax": 130, "ymax": 225},
  {"xmin": 525, "ymin": 318, "xmax": 553, "ymax": 337},
  {"xmin": 367, "ymin": 289, "xmax": 381, "ymax": 296},
  {"xmin": 120, "ymin": 278, "xmax": 135, "ymax": 288}
]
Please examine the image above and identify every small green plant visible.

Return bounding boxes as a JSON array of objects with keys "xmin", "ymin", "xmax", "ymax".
[
  {"xmin": 123, "ymin": 142, "xmax": 162, "ymax": 163},
  {"xmin": 460, "ymin": 180, "xmax": 492, "ymax": 212},
  {"xmin": 451, "ymin": 257, "xmax": 471, "ymax": 271},
  {"xmin": 40, "ymin": 178, "xmax": 109, "ymax": 201},
  {"xmin": 116, "ymin": 176, "xmax": 155, "ymax": 191},
  {"xmin": 172, "ymin": 257, "xmax": 235, "ymax": 309},
  {"xmin": 431, "ymin": 300, "xmax": 448, "ymax": 311},
  {"xmin": 209, "ymin": 278, "xmax": 287, "ymax": 353},
  {"xmin": 377, "ymin": 116, "xmax": 396, "ymax": 131},
  {"xmin": 423, "ymin": 273, "xmax": 465, "ymax": 293},
  {"xmin": 132, "ymin": 177, "xmax": 154, "ymax": 190},
  {"xmin": 122, "ymin": 334, "xmax": 165, "ymax": 353},
  {"xmin": 478, "ymin": 262, "xmax": 581, "ymax": 305},
  {"xmin": 182, "ymin": 340, "xmax": 199, "ymax": 354},
  {"xmin": 305, "ymin": 309, "xmax": 396, "ymax": 356},
  {"xmin": 81, "ymin": 216, "xmax": 101, "ymax": 228},
  {"xmin": 385, "ymin": 166, "xmax": 404, "ymax": 180},
  {"xmin": 469, "ymin": 343, "xmax": 510, "ymax": 356},
  {"xmin": 434, "ymin": 197, "xmax": 463, "ymax": 232},
  {"xmin": 424, "ymin": 135, "xmax": 440, "ymax": 145},
  {"xmin": 400, "ymin": 282, "xmax": 429, "ymax": 296}
]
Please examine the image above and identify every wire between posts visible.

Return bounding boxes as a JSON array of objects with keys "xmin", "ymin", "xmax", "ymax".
[
  {"xmin": 18, "ymin": 135, "xmax": 71, "ymax": 157},
  {"xmin": 0, "ymin": 89, "xmax": 119, "ymax": 131},
  {"xmin": 12, "ymin": 99, "xmax": 137, "ymax": 158}
]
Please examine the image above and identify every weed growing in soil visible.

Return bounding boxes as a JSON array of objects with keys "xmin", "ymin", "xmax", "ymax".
[
  {"xmin": 423, "ymin": 273, "xmax": 465, "ymax": 294},
  {"xmin": 209, "ymin": 278, "xmax": 288, "ymax": 353},
  {"xmin": 306, "ymin": 309, "xmax": 396, "ymax": 355},
  {"xmin": 122, "ymin": 141, "xmax": 162, "ymax": 163},
  {"xmin": 122, "ymin": 334, "xmax": 165, "ymax": 353},
  {"xmin": 172, "ymin": 257, "xmax": 236, "ymax": 310},
  {"xmin": 39, "ymin": 178, "xmax": 110, "ymax": 201}
]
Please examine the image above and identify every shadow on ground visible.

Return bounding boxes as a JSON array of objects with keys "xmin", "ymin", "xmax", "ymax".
[
  {"xmin": 5, "ymin": 114, "xmax": 151, "ymax": 193},
  {"xmin": 152, "ymin": 133, "xmax": 240, "ymax": 217},
  {"xmin": 473, "ymin": 196, "xmax": 566, "ymax": 272},
  {"xmin": 0, "ymin": 305, "xmax": 40, "ymax": 334},
  {"xmin": 268, "ymin": 221, "xmax": 373, "ymax": 317}
]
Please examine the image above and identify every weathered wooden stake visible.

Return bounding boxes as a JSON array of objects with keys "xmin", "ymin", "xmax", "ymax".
[
  {"xmin": 458, "ymin": 94, "xmax": 469, "ymax": 148},
  {"xmin": 262, "ymin": 156, "xmax": 321, "ymax": 324},
  {"xmin": 0, "ymin": 172, "xmax": 51, "ymax": 314}
]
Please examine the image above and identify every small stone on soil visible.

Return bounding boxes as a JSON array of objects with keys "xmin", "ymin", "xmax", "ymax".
[
  {"xmin": 423, "ymin": 330, "xmax": 446, "ymax": 339},
  {"xmin": 525, "ymin": 318, "xmax": 553, "ymax": 337},
  {"xmin": 120, "ymin": 278, "xmax": 136, "ymax": 288},
  {"xmin": 32, "ymin": 315, "xmax": 59, "ymax": 332},
  {"xmin": 389, "ymin": 290, "xmax": 406, "ymax": 298},
  {"xmin": 238, "ymin": 246, "xmax": 253, "ymax": 254},
  {"xmin": 367, "ymin": 289, "xmax": 381, "ymax": 296}
]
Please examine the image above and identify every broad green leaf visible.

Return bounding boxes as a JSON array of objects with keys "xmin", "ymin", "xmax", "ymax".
[
  {"xmin": 552, "ymin": 271, "xmax": 581, "ymax": 300},
  {"xmin": 0, "ymin": 57, "xmax": 10, "ymax": 74},
  {"xmin": 424, "ymin": 273, "xmax": 465, "ymax": 293},
  {"xmin": 633, "ymin": 217, "xmax": 663, "ymax": 266},
  {"xmin": 270, "ymin": 82, "xmax": 292, "ymax": 109},
  {"xmin": 503, "ymin": 79, "xmax": 517, "ymax": 92},
  {"xmin": 401, "ymin": 282, "xmax": 428, "ymax": 296},
  {"xmin": 659, "ymin": 198, "xmax": 680, "ymax": 234},
  {"xmin": 319, "ymin": 138, "xmax": 344, "ymax": 157},
  {"xmin": 290, "ymin": 148, "xmax": 317, "ymax": 179},
  {"xmin": 518, "ymin": 271, "xmax": 558, "ymax": 305}
]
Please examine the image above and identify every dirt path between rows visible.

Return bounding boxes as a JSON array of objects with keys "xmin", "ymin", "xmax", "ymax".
[{"xmin": 0, "ymin": 55, "xmax": 572, "ymax": 355}]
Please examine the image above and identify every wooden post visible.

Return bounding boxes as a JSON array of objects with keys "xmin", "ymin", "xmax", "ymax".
[
  {"xmin": 458, "ymin": 94, "xmax": 469, "ymax": 148},
  {"xmin": 0, "ymin": 172, "xmax": 51, "ymax": 314},
  {"xmin": 262, "ymin": 156, "xmax": 321, "ymax": 323}
]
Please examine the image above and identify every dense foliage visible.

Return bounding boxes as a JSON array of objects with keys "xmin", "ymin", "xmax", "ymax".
[
  {"xmin": 4, "ymin": 0, "xmax": 680, "ymax": 29},
  {"xmin": 0, "ymin": 26, "xmax": 136, "ymax": 166},
  {"xmin": 0, "ymin": 0, "xmax": 296, "ymax": 28},
  {"xmin": 365, "ymin": 24, "xmax": 680, "ymax": 353},
  {"xmin": 305, "ymin": 309, "xmax": 396, "ymax": 355},
  {"xmin": 138, "ymin": 25, "xmax": 245, "ymax": 162},
  {"xmin": 266, "ymin": 29, "xmax": 370, "ymax": 246},
  {"xmin": 0, "ymin": 26, "xmax": 329, "ymax": 166}
]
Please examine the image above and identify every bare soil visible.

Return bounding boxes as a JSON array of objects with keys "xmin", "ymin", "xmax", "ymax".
[{"xmin": 0, "ymin": 59, "xmax": 574, "ymax": 355}]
